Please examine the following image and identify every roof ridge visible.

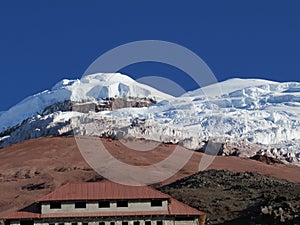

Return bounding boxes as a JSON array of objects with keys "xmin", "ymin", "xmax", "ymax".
[
  {"xmin": 37, "ymin": 181, "xmax": 170, "ymax": 202},
  {"xmin": 37, "ymin": 182, "xmax": 70, "ymax": 202}
]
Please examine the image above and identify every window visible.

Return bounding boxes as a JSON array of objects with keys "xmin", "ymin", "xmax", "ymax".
[
  {"xmin": 99, "ymin": 222, "xmax": 105, "ymax": 225},
  {"xmin": 72, "ymin": 223, "xmax": 78, "ymax": 225},
  {"xmin": 75, "ymin": 201, "xmax": 86, "ymax": 208},
  {"xmin": 99, "ymin": 200, "xmax": 110, "ymax": 208},
  {"xmin": 145, "ymin": 221, "xmax": 151, "ymax": 225},
  {"xmin": 83, "ymin": 223, "xmax": 88, "ymax": 225},
  {"xmin": 122, "ymin": 222, "xmax": 128, "ymax": 225},
  {"xmin": 49, "ymin": 223, "xmax": 55, "ymax": 225},
  {"xmin": 50, "ymin": 202, "xmax": 61, "ymax": 209},
  {"xmin": 156, "ymin": 221, "xmax": 163, "ymax": 225},
  {"xmin": 58, "ymin": 223, "xmax": 64, "ymax": 225},
  {"xmin": 20, "ymin": 221, "xmax": 33, "ymax": 225},
  {"xmin": 110, "ymin": 222, "xmax": 115, "ymax": 225},
  {"xmin": 116, "ymin": 201, "xmax": 128, "ymax": 207},
  {"xmin": 134, "ymin": 221, "xmax": 140, "ymax": 225},
  {"xmin": 151, "ymin": 200, "xmax": 162, "ymax": 207}
]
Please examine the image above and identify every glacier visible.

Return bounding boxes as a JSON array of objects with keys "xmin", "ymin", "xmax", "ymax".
[
  {"xmin": 0, "ymin": 73, "xmax": 173, "ymax": 133},
  {"xmin": 0, "ymin": 73, "xmax": 299, "ymax": 165}
]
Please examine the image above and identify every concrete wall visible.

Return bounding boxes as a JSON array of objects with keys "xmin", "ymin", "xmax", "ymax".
[
  {"xmin": 42, "ymin": 200, "xmax": 168, "ymax": 214},
  {"xmin": 174, "ymin": 220, "xmax": 198, "ymax": 225},
  {"xmin": 31, "ymin": 217, "xmax": 198, "ymax": 225},
  {"xmin": 8, "ymin": 221, "xmax": 20, "ymax": 225}
]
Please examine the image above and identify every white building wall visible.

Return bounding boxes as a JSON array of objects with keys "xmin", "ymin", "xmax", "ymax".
[
  {"xmin": 174, "ymin": 220, "xmax": 198, "ymax": 225},
  {"xmin": 9, "ymin": 221, "xmax": 20, "ymax": 225},
  {"xmin": 31, "ymin": 217, "xmax": 198, "ymax": 225},
  {"xmin": 42, "ymin": 200, "xmax": 168, "ymax": 214}
]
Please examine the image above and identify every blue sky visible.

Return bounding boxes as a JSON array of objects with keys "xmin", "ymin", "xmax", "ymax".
[{"xmin": 0, "ymin": 1, "xmax": 300, "ymax": 111}]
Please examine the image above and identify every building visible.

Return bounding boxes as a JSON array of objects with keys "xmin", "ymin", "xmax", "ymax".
[{"xmin": 4, "ymin": 181, "xmax": 206, "ymax": 225}]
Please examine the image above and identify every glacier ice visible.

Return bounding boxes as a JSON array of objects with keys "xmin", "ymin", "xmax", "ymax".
[{"xmin": 0, "ymin": 73, "xmax": 299, "ymax": 165}]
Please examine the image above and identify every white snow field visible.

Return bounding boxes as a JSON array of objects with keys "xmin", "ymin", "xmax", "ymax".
[
  {"xmin": 0, "ymin": 73, "xmax": 173, "ymax": 133},
  {"xmin": 0, "ymin": 73, "xmax": 299, "ymax": 165}
]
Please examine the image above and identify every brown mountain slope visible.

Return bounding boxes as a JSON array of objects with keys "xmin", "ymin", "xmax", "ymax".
[{"xmin": 0, "ymin": 137, "xmax": 299, "ymax": 218}]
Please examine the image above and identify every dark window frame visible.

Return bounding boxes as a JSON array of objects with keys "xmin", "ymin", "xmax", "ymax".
[
  {"xmin": 122, "ymin": 222, "xmax": 128, "ymax": 225},
  {"xmin": 98, "ymin": 200, "xmax": 110, "ymax": 208},
  {"xmin": 133, "ymin": 221, "xmax": 140, "ymax": 225},
  {"xmin": 156, "ymin": 221, "xmax": 163, "ymax": 225},
  {"xmin": 145, "ymin": 221, "xmax": 151, "ymax": 225},
  {"xmin": 50, "ymin": 201, "xmax": 62, "ymax": 209},
  {"xmin": 151, "ymin": 199, "xmax": 163, "ymax": 207},
  {"xmin": 20, "ymin": 221, "xmax": 34, "ymax": 225},
  {"xmin": 116, "ymin": 200, "xmax": 128, "ymax": 207},
  {"xmin": 74, "ymin": 201, "xmax": 86, "ymax": 208}
]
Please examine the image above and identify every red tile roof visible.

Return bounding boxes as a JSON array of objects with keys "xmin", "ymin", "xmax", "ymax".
[
  {"xmin": 4, "ymin": 212, "xmax": 40, "ymax": 219},
  {"xmin": 4, "ymin": 181, "xmax": 205, "ymax": 220},
  {"xmin": 38, "ymin": 181, "xmax": 170, "ymax": 202},
  {"xmin": 5, "ymin": 199, "xmax": 203, "ymax": 219},
  {"xmin": 168, "ymin": 198, "xmax": 202, "ymax": 215}
]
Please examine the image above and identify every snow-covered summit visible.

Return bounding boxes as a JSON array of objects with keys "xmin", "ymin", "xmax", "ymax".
[
  {"xmin": 52, "ymin": 73, "xmax": 173, "ymax": 100},
  {"xmin": 70, "ymin": 73, "xmax": 173, "ymax": 101},
  {"xmin": 183, "ymin": 78, "xmax": 279, "ymax": 98},
  {"xmin": 0, "ymin": 73, "xmax": 172, "ymax": 133}
]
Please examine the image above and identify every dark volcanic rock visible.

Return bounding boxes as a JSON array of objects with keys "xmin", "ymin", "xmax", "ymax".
[
  {"xmin": 159, "ymin": 169, "xmax": 300, "ymax": 225},
  {"xmin": 250, "ymin": 154, "xmax": 283, "ymax": 165},
  {"xmin": 21, "ymin": 182, "xmax": 51, "ymax": 191}
]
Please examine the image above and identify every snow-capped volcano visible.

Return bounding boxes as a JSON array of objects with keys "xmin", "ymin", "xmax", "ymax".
[
  {"xmin": 1, "ymin": 73, "xmax": 299, "ymax": 165},
  {"xmin": 0, "ymin": 73, "xmax": 173, "ymax": 133}
]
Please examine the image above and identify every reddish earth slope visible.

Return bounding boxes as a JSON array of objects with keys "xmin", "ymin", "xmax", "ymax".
[{"xmin": 0, "ymin": 137, "xmax": 299, "ymax": 218}]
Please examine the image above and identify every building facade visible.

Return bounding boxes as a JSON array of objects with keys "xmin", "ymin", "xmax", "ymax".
[{"xmin": 4, "ymin": 181, "xmax": 206, "ymax": 225}]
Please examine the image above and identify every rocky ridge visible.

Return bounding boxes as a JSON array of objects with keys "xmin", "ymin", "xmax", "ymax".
[{"xmin": 159, "ymin": 169, "xmax": 300, "ymax": 225}]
